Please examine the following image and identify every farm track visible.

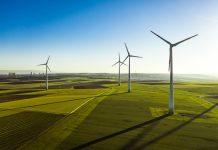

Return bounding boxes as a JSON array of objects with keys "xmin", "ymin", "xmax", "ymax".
[
  {"xmin": 0, "ymin": 91, "xmax": 108, "ymax": 113},
  {"xmin": 19, "ymin": 88, "xmax": 114, "ymax": 150}
]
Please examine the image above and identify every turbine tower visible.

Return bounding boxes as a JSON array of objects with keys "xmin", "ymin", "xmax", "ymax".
[
  {"xmin": 151, "ymin": 31, "xmax": 198, "ymax": 114},
  {"xmin": 112, "ymin": 53, "xmax": 126, "ymax": 86},
  {"xmin": 38, "ymin": 56, "xmax": 51, "ymax": 90},
  {"xmin": 122, "ymin": 42, "xmax": 142, "ymax": 93}
]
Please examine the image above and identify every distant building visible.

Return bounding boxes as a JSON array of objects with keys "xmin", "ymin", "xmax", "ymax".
[{"xmin": 8, "ymin": 72, "xmax": 16, "ymax": 78}]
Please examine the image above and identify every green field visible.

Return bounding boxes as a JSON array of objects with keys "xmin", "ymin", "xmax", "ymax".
[{"xmin": 0, "ymin": 76, "xmax": 218, "ymax": 150}]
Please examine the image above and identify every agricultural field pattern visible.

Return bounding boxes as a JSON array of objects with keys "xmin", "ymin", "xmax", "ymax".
[{"xmin": 0, "ymin": 75, "xmax": 218, "ymax": 150}]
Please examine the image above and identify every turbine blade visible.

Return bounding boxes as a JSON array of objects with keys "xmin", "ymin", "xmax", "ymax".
[
  {"xmin": 112, "ymin": 61, "xmax": 119, "ymax": 67},
  {"xmin": 38, "ymin": 63, "xmax": 46, "ymax": 66},
  {"xmin": 119, "ymin": 53, "xmax": 120, "ymax": 61},
  {"xmin": 47, "ymin": 65, "xmax": 51, "ymax": 72},
  {"xmin": 130, "ymin": 55, "xmax": 142, "ymax": 58},
  {"xmin": 121, "ymin": 56, "xmax": 129, "ymax": 65},
  {"xmin": 173, "ymin": 34, "xmax": 198, "ymax": 46},
  {"xmin": 150, "ymin": 30, "xmax": 171, "ymax": 45},
  {"xmin": 120, "ymin": 61, "xmax": 127, "ymax": 66},
  {"xmin": 46, "ymin": 56, "xmax": 50, "ymax": 64},
  {"xmin": 124, "ymin": 42, "xmax": 130, "ymax": 55}
]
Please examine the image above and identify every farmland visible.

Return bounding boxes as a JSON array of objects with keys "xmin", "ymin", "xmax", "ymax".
[{"xmin": 0, "ymin": 75, "xmax": 218, "ymax": 149}]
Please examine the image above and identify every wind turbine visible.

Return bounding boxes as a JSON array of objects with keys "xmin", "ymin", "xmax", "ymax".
[
  {"xmin": 38, "ymin": 56, "xmax": 51, "ymax": 90},
  {"xmin": 122, "ymin": 43, "xmax": 142, "ymax": 93},
  {"xmin": 150, "ymin": 30, "xmax": 198, "ymax": 114},
  {"xmin": 112, "ymin": 53, "xmax": 126, "ymax": 86}
]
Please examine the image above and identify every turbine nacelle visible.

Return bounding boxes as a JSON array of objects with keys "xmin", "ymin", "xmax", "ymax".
[
  {"xmin": 150, "ymin": 30, "xmax": 198, "ymax": 114},
  {"xmin": 122, "ymin": 42, "xmax": 142, "ymax": 64},
  {"xmin": 122, "ymin": 42, "xmax": 142, "ymax": 93},
  {"xmin": 37, "ymin": 56, "xmax": 51, "ymax": 72},
  {"xmin": 172, "ymin": 34, "xmax": 198, "ymax": 47},
  {"xmin": 112, "ymin": 53, "xmax": 126, "ymax": 86},
  {"xmin": 37, "ymin": 56, "xmax": 51, "ymax": 90},
  {"xmin": 112, "ymin": 54, "xmax": 127, "ymax": 67},
  {"xmin": 150, "ymin": 31, "xmax": 198, "ymax": 71},
  {"xmin": 150, "ymin": 30, "xmax": 198, "ymax": 47}
]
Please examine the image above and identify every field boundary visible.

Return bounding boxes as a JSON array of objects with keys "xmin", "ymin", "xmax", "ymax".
[{"xmin": 19, "ymin": 88, "xmax": 114, "ymax": 150}]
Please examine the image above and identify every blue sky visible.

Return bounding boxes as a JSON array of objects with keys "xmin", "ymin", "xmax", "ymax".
[{"xmin": 0, "ymin": 0, "xmax": 218, "ymax": 74}]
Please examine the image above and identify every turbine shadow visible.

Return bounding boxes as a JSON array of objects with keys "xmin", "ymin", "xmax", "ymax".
[
  {"xmin": 119, "ymin": 119, "xmax": 158, "ymax": 150},
  {"xmin": 134, "ymin": 103, "xmax": 218, "ymax": 150},
  {"xmin": 71, "ymin": 113, "xmax": 170, "ymax": 150}
]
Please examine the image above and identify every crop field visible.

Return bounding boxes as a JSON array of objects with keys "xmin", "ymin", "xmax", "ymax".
[{"xmin": 0, "ymin": 76, "xmax": 218, "ymax": 150}]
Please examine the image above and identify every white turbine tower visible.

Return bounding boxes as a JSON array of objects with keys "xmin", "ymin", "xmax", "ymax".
[
  {"xmin": 38, "ymin": 56, "xmax": 51, "ymax": 90},
  {"xmin": 112, "ymin": 53, "xmax": 126, "ymax": 86},
  {"xmin": 151, "ymin": 31, "xmax": 198, "ymax": 114},
  {"xmin": 122, "ymin": 42, "xmax": 142, "ymax": 93}
]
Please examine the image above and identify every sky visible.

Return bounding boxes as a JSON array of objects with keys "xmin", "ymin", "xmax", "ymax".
[{"xmin": 0, "ymin": 0, "xmax": 218, "ymax": 74}]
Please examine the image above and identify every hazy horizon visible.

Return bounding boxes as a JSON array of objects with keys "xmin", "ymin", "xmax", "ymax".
[{"xmin": 2, "ymin": 69, "xmax": 218, "ymax": 76}]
